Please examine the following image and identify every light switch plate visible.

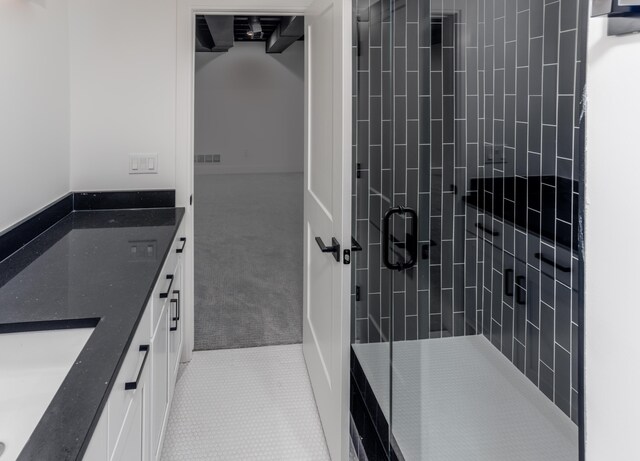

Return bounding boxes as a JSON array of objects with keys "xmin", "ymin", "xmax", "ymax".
[{"xmin": 129, "ymin": 153, "xmax": 158, "ymax": 174}]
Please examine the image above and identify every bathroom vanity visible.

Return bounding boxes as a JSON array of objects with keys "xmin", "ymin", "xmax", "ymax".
[{"xmin": 0, "ymin": 198, "xmax": 185, "ymax": 461}]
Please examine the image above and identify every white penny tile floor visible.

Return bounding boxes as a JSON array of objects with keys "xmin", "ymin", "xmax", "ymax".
[{"xmin": 161, "ymin": 344, "xmax": 330, "ymax": 461}]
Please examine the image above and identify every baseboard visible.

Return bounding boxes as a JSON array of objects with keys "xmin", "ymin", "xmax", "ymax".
[{"xmin": 194, "ymin": 165, "xmax": 303, "ymax": 175}]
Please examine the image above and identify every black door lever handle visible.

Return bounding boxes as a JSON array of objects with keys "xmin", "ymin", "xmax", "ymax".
[
  {"xmin": 351, "ymin": 237, "xmax": 363, "ymax": 252},
  {"xmin": 315, "ymin": 237, "xmax": 341, "ymax": 262}
]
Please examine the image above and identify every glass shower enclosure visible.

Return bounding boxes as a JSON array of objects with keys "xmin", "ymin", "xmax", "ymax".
[{"xmin": 350, "ymin": 0, "xmax": 586, "ymax": 459}]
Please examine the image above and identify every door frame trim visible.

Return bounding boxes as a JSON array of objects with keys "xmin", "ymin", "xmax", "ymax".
[
  {"xmin": 175, "ymin": 1, "xmax": 351, "ymax": 459},
  {"xmin": 176, "ymin": 0, "xmax": 311, "ymax": 363}
]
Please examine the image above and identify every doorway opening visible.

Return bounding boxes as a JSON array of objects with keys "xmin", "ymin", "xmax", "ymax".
[
  {"xmin": 192, "ymin": 15, "xmax": 305, "ymax": 351},
  {"xmin": 172, "ymin": 3, "xmax": 353, "ymax": 458},
  {"xmin": 161, "ymin": 12, "xmax": 333, "ymax": 460}
]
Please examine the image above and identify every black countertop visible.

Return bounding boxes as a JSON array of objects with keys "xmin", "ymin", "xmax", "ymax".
[
  {"xmin": 464, "ymin": 175, "xmax": 578, "ymax": 253},
  {"xmin": 0, "ymin": 207, "xmax": 185, "ymax": 461}
]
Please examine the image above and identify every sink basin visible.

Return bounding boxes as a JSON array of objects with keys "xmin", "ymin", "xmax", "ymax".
[{"xmin": 0, "ymin": 327, "xmax": 94, "ymax": 460}]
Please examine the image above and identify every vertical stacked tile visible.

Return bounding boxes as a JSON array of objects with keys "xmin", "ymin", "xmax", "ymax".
[
  {"xmin": 352, "ymin": 0, "xmax": 395, "ymax": 345},
  {"xmin": 479, "ymin": 0, "xmax": 584, "ymax": 422},
  {"xmin": 351, "ymin": 0, "xmax": 585, "ymax": 423}
]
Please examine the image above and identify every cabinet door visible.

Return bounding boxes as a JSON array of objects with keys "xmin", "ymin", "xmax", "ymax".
[
  {"xmin": 112, "ymin": 365, "xmax": 149, "ymax": 461},
  {"xmin": 108, "ymin": 305, "xmax": 151, "ymax": 458},
  {"xmin": 83, "ymin": 411, "xmax": 108, "ymax": 461},
  {"xmin": 150, "ymin": 303, "xmax": 169, "ymax": 461}
]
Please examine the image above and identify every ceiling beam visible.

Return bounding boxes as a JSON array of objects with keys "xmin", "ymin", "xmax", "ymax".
[
  {"xmin": 266, "ymin": 16, "xmax": 304, "ymax": 54},
  {"xmin": 204, "ymin": 15, "xmax": 235, "ymax": 52},
  {"xmin": 195, "ymin": 21, "xmax": 215, "ymax": 52}
]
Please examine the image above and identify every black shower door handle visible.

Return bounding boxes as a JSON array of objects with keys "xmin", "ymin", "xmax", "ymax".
[
  {"xmin": 315, "ymin": 237, "xmax": 341, "ymax": 262},
  {"xmin": 382, "ymin": 206, "xmax": 418, "ymax": 271}
]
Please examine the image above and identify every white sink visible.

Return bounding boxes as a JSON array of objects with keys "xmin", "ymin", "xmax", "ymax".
[{"xmin": 0, "ymin": 327, "xmax": 94, "ymax": 460}]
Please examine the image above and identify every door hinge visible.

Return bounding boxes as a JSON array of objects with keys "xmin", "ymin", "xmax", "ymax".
[{"xmin": 355, "ymin": 285, "xmax": 361, "ymax": 301}]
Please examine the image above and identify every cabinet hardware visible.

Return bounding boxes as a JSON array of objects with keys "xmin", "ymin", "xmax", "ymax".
[
  {"xmin": 535, "ymin": 252, "xmax": 571, "ymax": 273},
  {"xmin": 176, "ymin": 237, "xmax": 187, "ymax": 253},
  {"xmin": 504, "ymin": 269, "xmax": 514, "ymax": 297},
  {"xmin": 159, "ymin": 274, "xmax": 174, "ymax": 299},
  {"xmin": 173, "ymin": 289, "xmax": 181, "ymax": 321},
  {"xmin": 475, "ymin": 222, "xmax": 499, "ymax": 237},
  {"xmin": 170, "ymin": 299, "xmax": 178, "ymax": 331},
  {"xmin": 124, "ymin": 344, "xmax": 150, "ymax": 390}
]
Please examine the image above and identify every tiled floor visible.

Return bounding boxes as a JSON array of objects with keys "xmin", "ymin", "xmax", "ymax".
[
  {"xmin": 352, "ymin": 336, "xmax": 579, "ymax": 461},
  {"xmin": 161, "ymin": 344, "xmax": 330, "ymax": 461}
]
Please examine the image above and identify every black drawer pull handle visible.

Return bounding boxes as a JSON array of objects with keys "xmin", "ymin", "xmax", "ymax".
[
  {"xmin": 160, "ymin": 274, "xmax": 174, "ymax": 299},
  {"xmin": 535, "ymin": 252, "xmax": 571, "ymax": 273},
  {"xmin": 475, "ymin": 222, "xmax": 499, "ymax": 237},
  {"xmin": 125, "ymin": 345, "xmax": 150, "ymax": 390},
  {"xmin": 176, "ymin": 237, "xmax": 187, "ymax": 253},
  {"xmin": 170, "ymin": 299, "xmax": 178, "ymax": 331},
  {"xmin": 516, "ymin": 276, "xmax": 527, "ymax": 305},
  {"xmin": 173, "ymin": 289, "xmax": 181, "ymax": 321},
  {"xmin": 504, "ymin": 269, "xmax": 514, "ymax": 297},
  {"xmin": 315, "ymin": 237, "xmax": 341, "ymax": 262}
]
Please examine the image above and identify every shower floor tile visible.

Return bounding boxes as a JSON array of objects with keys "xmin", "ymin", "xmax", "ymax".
[
  {"xmin": 161, "ymin": 344, "xmax": 330, "ymax": 461},
  {"xmin": 352, "ymin": 336, "xmax": 578, "ymax": 461}
]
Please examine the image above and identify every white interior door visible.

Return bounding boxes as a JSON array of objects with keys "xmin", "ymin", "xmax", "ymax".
[{"xmin": 302, "ymin": 0, "xmax": 351, "ymax": 459}]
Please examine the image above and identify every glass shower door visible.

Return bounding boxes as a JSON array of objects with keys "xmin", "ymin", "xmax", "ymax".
[
  {"xmin": 387, "ymin": 0, "xmax": 585, "ymax": 460},
  {"xmin": 350, "ymin": 0, "xmax": 395, "ymax": 457}
]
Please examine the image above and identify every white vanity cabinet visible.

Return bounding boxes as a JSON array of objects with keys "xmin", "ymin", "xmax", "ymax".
[{"xmin": 84, "ymin": 222, "xmax": 186, "ymax": 461}]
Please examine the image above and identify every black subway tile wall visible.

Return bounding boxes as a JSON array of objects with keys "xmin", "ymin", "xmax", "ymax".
[{"xmin": 351, "ymin": 0, "xmax": 585, "ymax": 423}]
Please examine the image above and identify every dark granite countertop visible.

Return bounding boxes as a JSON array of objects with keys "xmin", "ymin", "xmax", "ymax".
[
  {"xmin": 464, "ymin": 175, "xmax": 578, "ymax": 253},
  {"xmin": 0, "ymin": 207, "xmax": 185, "ymax": 461}
]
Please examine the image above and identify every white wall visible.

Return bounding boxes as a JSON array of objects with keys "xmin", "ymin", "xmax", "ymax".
[
  {"xmin": 0, "ymin": 0, "xmax": 70, "ymax": 232},
  {"xmin": 194, "ymin": 41, "xmax": 304, "ymax": 175},
  {"xmin": 68, "ymin": 0, "xmax": 177, "ymax": 191},
  {"xmin": 585, "ymin": 17, "xmax": 640, "ymax": 459}
]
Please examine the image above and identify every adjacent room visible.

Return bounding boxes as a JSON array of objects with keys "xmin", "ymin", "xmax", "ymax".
[{"xmin": 192, "ymin": 15, "xmax": 305, "ymax": 351}]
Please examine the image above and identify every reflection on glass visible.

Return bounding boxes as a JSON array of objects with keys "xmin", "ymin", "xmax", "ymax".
[{"xmin": 351, "ymin": 0, "xmax": 585, "ymax": 459}]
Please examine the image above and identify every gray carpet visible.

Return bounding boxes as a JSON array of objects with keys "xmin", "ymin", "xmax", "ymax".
[{"xmin": 194, "ymin": 173, "xmax": 303, "ymax": 350}]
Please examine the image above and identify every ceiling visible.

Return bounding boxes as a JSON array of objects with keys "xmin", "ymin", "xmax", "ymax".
[{"xmin": 195, "ymin": 15, "xmax": 304, "ymax": 54}]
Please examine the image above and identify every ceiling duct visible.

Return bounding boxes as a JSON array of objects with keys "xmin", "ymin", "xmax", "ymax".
[
  {"xmin": 204, "ymin": 15, "xmax": 234, "ymax": 52},
  {"xmin": 266, "ymin": 16, "xmax": 304, "ymax": 54}
]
